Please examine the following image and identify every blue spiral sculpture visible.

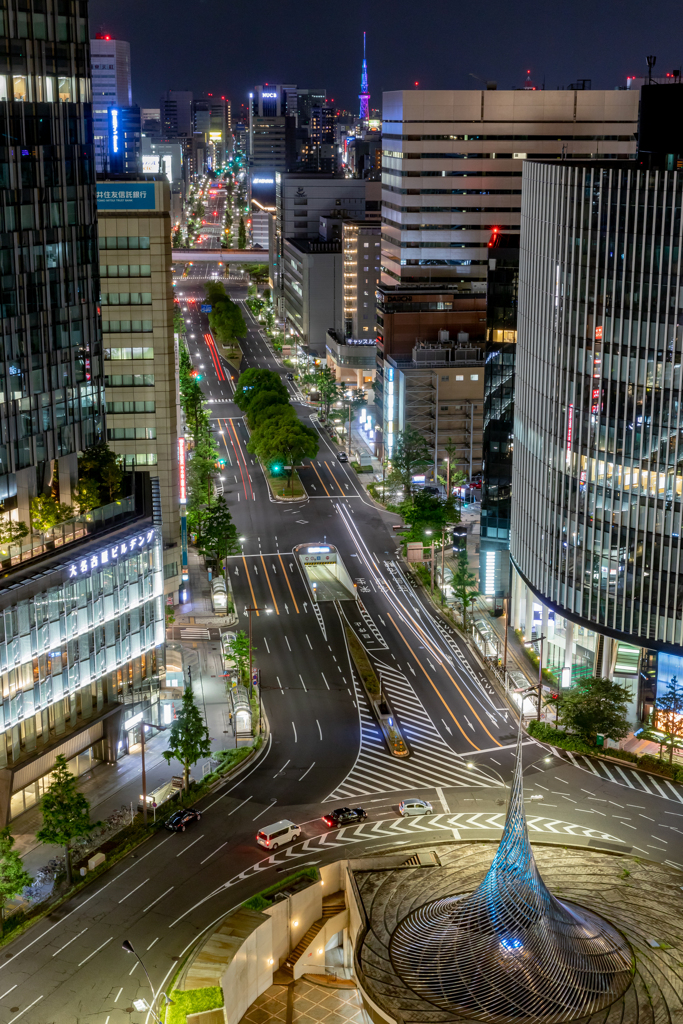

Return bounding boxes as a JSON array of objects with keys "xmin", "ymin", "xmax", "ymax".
[{"xmin": 389, "ymin": 723, "xmax": 634, "ymax": 1022}]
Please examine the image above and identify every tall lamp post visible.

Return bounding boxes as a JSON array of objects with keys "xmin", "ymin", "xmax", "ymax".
[
  {"xmin": 245, "ymin": 605, "xmax": 271, "ymax": 695},
  {"xmin": 122, "ymin": 939, "xmax": 173, "ymax": 1023},
  {"xmin": 523, "ymin": 633, "xmax": 546, "ymax": 721},
  {"xmin": 138, "ymin": 719, "xmax": 168, "ymax": 826}
]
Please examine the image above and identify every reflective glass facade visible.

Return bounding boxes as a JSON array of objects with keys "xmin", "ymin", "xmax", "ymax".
[
  {"xmin": 0, "ymin": 0, "xmax": 103, "ymax": 512},
  {"xmin": 512, "ymin": 160, "xmax": 683, "ymax": 651}
]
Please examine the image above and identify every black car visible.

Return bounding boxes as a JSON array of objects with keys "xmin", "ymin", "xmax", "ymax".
[
  {"xmin": 322, "ymin": 807, "xmax": 367, "ymax": 827},
  {"xmin": 337, "ymin": 451, "xmax": 349, "ymax": 462},
  {"xmin": 285, "ymin": 372, "xmax": 295, "ymax": 381},
  {"xmin": 165, "ymin": 808, "xmax": 201, "ymax": 832}
]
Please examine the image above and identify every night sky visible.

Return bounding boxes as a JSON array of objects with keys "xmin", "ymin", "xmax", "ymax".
[{"xmin": 88, "ymin": 0, "xmax": 683, "ymax": 114}]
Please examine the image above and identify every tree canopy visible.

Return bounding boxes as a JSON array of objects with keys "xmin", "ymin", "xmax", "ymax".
[
  {"xmin": 199, "ymin": 495, "xmax": 240, "ymax": 565},
  {"xmin": 0, "ymin": 827, "xmax": 32, "ymax": 913},
  {"xmin": 388, "ymin": 426, "xmax": 433, "ymax": 499},
  {"xmin": 558, "ymin": 676, "xmax": 631, "ymax": 745},
  {"xmin": 36, "ymin": 754, "xmax": 96, "ymax": 886},
  {"xmin": 397, "ymin": 490, "xmax": 459, "ymax": 541},
  {"xmin": 205, "ymin": 281, "xmax": 246, "ymax": 346},
  {"xmin": 234, "ymin": 368, "xmax": 289, "ymax": 415},
  {"xmin": 247, "ymin": 412, "xmax": 319, "ymax": 487},
  {"xmin": 162, "ymin": 686, "xmax": 212, "ymax": 791}
]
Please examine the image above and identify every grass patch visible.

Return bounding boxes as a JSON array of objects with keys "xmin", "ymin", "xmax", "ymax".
[
  {"xmin": 345, "ymin": 626, "xmax": 381, "ymax": 697},
  {"xmin": 263, "ymin": 465, "xmax": 305, "ymax": 499},
  {"xmin": 166, "ymin": 986, "xmax": 224, "ymax": 1024},
  {"xmin": 242, "ymin": 867, "xmax": 320, "ymax": 912}
]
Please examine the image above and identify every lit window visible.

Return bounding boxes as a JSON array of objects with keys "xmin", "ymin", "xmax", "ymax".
[{"xmin": 470, "ymin": 374, "xmax": 479, "ymax": 380}]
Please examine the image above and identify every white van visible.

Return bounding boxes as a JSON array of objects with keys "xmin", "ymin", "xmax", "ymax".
[{"xmin": 256, "ymin": 819, "xmax": 301, "ymax": 850}]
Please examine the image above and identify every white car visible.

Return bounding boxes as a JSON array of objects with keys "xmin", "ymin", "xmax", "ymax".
[{"xmin": 399, "ymin": 798, "xmax": 433, "ymax": 817}]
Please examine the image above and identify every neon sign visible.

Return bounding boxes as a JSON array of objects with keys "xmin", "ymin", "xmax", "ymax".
[
  {"xmin": 67, "ymin": 529, "xmax": 156, "ymax": 579},
  {"xmin": 110, "ymin": 108, "xmax": 119, "ymax": 153},
  {"xmin": 178, "ymin": 437, "xmax": 187, "ymax": 503}
]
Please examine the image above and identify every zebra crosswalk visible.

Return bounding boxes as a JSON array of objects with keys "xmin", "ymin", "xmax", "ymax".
[
  {"xmin": 559, "ymin": 748, "xmax": 683, "ymax": 804},
  {"xmin": 326, "ymin": 655, "xmax": 501, "ymax": 800},
  {"xmin": 180, "ymin": 627, "xmax": 211, "ymax": 640}
]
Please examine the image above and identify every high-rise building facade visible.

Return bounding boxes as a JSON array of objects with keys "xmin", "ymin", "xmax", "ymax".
[
  {"xmin": 377, "ymin": 89, "xmax": 638, "ymax": 360},
  {"xmin": 161, "ymin": 90, "xmax": 193, "ymax": 138},
  {"xmin": 510, "ymin": 154, "xmax": 683, "ymax": 716},
  {"xmin": 97, "ymin": 180, "xmax": 180, "ymax": 603},
  {"xmin": 0, "ymin": 3, "xmax": 167, "ymax": 827},
  {"xmin": 90, "ymin": 33, "xmax": 132, "ymax": 172}
]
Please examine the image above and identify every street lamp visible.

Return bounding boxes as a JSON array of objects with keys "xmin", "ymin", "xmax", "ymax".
[
  {"xmin": 245, "ymin": 605, "xmax": 271, "ymax": 696},
  {"xmin": 522, "ymin": 634, "xmax": 546, "ymax": 721},
  {"xmin": 425, "ymin": 530, "xmax": 435, "ymax": 594},
  {"xmin": 122, "ymin": 939, "xmax": 173, "ymax": 1024}
]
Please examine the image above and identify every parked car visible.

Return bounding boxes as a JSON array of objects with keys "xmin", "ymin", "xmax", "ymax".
[
  {"xmin": 256, "ymin": 819, "xmax": 301, "ymax": 849},
  {"xmin": 322, "ymin": 807, "xmax": 367, "ymax": 827},
  {"xmin": 399, "ymin": 798, "xmax": 433, "ymax": 817},
  {"xmin": 422, "ymin": 485, "xmax": 440, "ymax": 496},
  {"xmin": 337, "ymin": 451, "xmax": 349, "ymax": 462},
  {"xmin": 165, "ymin": 808, "xmax": 202, "ymax": 832}
]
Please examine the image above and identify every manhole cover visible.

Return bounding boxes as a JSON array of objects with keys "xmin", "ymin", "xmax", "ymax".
[
  {"xmin": 125, "ymin": 1008, "xmax": 135, "ymax": 1014},
  {"xmin": 10, "ymin": 1008, "xmax": 18, "ymax": 1013},
  {"xmin": 5, "ymin": 953, "xmax": 12, "ymax": 959}
]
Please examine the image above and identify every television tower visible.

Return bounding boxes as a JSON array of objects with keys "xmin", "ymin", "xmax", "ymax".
[{"xmin": 359, "ymin": 32, "xmax": 370, "ymax": 121}]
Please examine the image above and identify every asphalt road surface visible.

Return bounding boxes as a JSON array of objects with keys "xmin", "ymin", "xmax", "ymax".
[{"xmin": 3, "ymin": 242, "xmax": 683, "ymax": 1023}]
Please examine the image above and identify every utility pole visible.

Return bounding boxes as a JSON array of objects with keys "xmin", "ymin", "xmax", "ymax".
[{"xmin": 523, "ymin": 633, "xmax": 546, "ymax": 721}]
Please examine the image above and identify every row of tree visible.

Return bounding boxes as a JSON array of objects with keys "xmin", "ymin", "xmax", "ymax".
[
  {"xmin": 234, "ymin": 368, "xmax": 319, "ymax": 491},
  {"xmin": 205, "ymin": 280, "xmax": 247, "ymax": 350}
]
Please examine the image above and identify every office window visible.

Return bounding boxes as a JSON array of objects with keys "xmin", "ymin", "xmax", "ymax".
[
  {"xmin": 102, "ymin": 320, "xmax": 153, "ymax": 333},
  {"xmin": 98, "ymin": 237, "xmax": 151, "ymax": 250},
  {"xmin": 456, "ymin": 375, "xmax": 464, "ymax": 381},
  {"xmin": 101, "ymin": 293, "xmax": 152, "ymax": 306},
  {"xmin": 470, "ymin": 374, "xmax": 479, "ymax": 380},
  {"xmin": 101, "ymin": 265, "xmax": 151, "ymax": 278},
  {"xmin": 105, "ymin": 348, "xmax": 155, "ymax": 360},
  {"xmin": 107, "ymin": 427, "xmax": 157, "ymax": 440},
  {"xmin": 441, "ymin": 375, "xmax": 449, "ymax": 381},
  {"xmin": 106, "ymin": 401, "xmax": 156, "ymax": 413},
  {"xmin": 105, "ymin": 375, "xmax": 155, "ymax": 387}
]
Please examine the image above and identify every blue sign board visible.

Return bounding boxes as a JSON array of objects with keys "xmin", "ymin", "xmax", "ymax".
[
  {"xmin": 201, "ymin": 304, "xmax": 212, "ymax": 312},
  {"xmin": 96, "ymin": 182, "xmax": 156, "ymax": 210},
  {"xmin": 657, "ymin": 651, "xmax": 683, "ymax": 698}
]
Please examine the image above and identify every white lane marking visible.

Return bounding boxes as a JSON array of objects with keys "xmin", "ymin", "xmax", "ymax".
[
  {"xmin": 146, "ymin": 937, "xmax": 159, "ymax": 951},
  {"xmin": 321, "ymin": 672, "xmax": 330, "ymax": 690},
  {"xmin": 299, "ymin": 762, "xmax": 315, "ymax": 781},
  {"xmin": 299, "ymin": 674, "xmax": 307, "ymax": 692},
  {"xmin": 201, "ymin": 842, "xmax": 228, "ymax": 865},
  {"xmin": 176, "ymin": 835, "xmax": 204, "ymax": 857},
  {"xmin": 306, "ymin": 635, "xmax": 313, "ymax": 649},
  {"xmin": 316, "ymin": 719, "xmax": 323, "ymax": 740},
  {"xmin": 292, "ymin": 721, "xmax": 297, "ymax": 742},
  {"xmin": 253, "ymin": 799, "xmax": 277, "ymax": 821},
  {"xmin": 0, "ymin": 985, "xmax": 17, "ymax": 999},
  {"xmin": 285, "ymin": 636, "xmax": 292, "ymax": 651},
  {"xmin": 436, "ymin": 787, "xmax": 450, "ymax": 813},
  {"xmin": 274, "ymin": 759, "xmax": 291, "ymax": 777},
  {"xmin": 264, "ymin": 637, "xmax": 270, "ymax": 653},
  {"xmin": 52, "ymin": 928, "xmax": 87, "ymax": 957},
  {"xmin": 7, "ymin": 996, "xmax": 44, "ymax": 1022},
  {"xmin": 78, "ymin": 936, "xmax": 113, "ymax": 967},
  {"xmin": 114, "ymin": 988, "xmax": 123, "ymax": 1002},
  {"xmin": 118, "ymin": 878, "xmax": 149, "ymax": 903},
  {"xmin": 142, "ymin": 886, "xmax": 174, "ymax": 913}
]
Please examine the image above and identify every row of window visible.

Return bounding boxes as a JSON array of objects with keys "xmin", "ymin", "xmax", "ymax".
[
  {"xmin": 102, "ymin": 321, "xmax": 153, "ymax": 334},
  {"xmin": 121, "ymin": 453, "xmax": 157, "ymax": 466},
  {"xmin": 98, "ymin": 237, "xmax": 151, "ymax": 251},
  {"xmin": 384, "ymin": 186, "xmax": 523, "ymax": 196},
  {"xmin": 105, "ymin": 375, "xmax": 154, "ymax": 387},
  {"xmin": 107, "ymin": 428, "xmax": 156, "ymax": 440},
  {"xmin": 383, "ymin": 134, "xmax": 635, "ymax": 142},
  {"xmin": 0, "ymin": 74, "xmax": 89, "ymax": 104},
  {"xmin": 101, "ymin": 294, "xmax": 152, "ymax": 306},
  {"xmin": 100, "ymin": 265, "xmax": 151, "ymax": 278},
  {"xmin": 106, "ymin": 401, "xmax": 156, "ymax": 414},
  {"xmin": 439, "ymin": 373, "xmax": 480, "ymax": 386},
  {"xmin": 0, "ymin": 9, "xmax": 86, "ymax": 43}
]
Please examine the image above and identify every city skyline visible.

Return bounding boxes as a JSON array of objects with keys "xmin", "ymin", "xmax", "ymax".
[{"xmin": 88, "ymin": 0, "xmax": 683, "ymax": 110}]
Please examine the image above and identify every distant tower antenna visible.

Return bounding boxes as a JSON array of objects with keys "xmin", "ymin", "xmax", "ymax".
[{"xmin": 359, "ymin": 32, "xmax": 370, "ymax": 121}]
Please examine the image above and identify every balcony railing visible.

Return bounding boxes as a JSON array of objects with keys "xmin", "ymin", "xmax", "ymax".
[{"xmin": 0, "ymin": 495, "xmax": 136, "ymax": 570}]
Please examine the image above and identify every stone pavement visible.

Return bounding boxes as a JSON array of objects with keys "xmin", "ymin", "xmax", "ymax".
[{"xmin": 240, "ymin": 977, "xmax": 370, "ymax": 1024}]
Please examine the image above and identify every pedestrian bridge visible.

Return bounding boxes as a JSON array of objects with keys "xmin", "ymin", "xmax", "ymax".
[{"xmin": 172, "ymin": 249, "xmax": 269, "ymax": 262}]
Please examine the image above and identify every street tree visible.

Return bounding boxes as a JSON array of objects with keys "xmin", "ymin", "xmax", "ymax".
[
  {"xmin": 247, "ymin": 413, "xmax": 319, "ymax": 491},
  {"xmin": 199, "ymin": 495, "xmax": 240, "ymax": 570},
  {"xmin": 36, "ymin": 755, "xmax": 96, "ymax": 886},
  {"xmin": 451, "ymin": 549, "xmax": 479, "ymax": 631},
  {"xmin": 315, "ymin": 366, "xmax": 344, "ymax": 421},
  {"xmin": 79, "ymin": 443, "xmax": 123, "ymax": 502},
  {"xmin": 558, "ymin": 676, "xmax": 631, "ymax": 746},
  {"xmin": 234, "ymin": 368, "xmax": 289, "ymax": 415},
  {"xmin": 388, "ymin": 425, "xmax": 432, "ymax": 500},
  {"xmin": 655, "ymin": 675, "xmax": 683, "ymax": 763},
  {"xmin": 398, "ymin": 490, "xmax": 458, "ymax": 542},
  {"xmin": 0, "ymin": 519, "xmax": 29, "ymax": 547},
  {"xmin": 246, "ymin": 388, "xmax": 291, "ymax": 429},
  {"xmin": 0, "ymin": 827, "xmax": 32, "ymax": 918},
  {"xmin": 238, "ymin": 216, "xmax": 247, "ymax": 249},
  {"xmin": 73, "ymin": 478, "xmax": 101, "ymax": 514},
  {"xmin": 226, "ymin": 630, "xmax": 253, "ymax": 686},
  {"xmin": 162, "ymin": 686, "xmax": 212, "ymax": 792}
]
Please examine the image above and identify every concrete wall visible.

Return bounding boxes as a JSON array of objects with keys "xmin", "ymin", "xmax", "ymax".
[
  {"xmin": 293, "ymin": 908, "xmax": 349, "ymax": 979},
  {"xmin": 220, "ymin": 915, "xmax": 274, "ymax": 1024}
]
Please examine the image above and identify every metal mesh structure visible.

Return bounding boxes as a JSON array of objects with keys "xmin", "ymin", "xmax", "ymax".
[{"xmin": 389, "ymin": 725, "xmax": 634, "ymax": 1023}]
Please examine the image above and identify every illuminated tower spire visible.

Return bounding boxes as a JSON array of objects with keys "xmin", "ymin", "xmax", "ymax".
[{"xmin": 359, "ymin": 32, "xmax": 370, "ymax": 122}]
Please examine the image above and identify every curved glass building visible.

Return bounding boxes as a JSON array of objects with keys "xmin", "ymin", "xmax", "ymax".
[{"xmin": 511, "ymin": 158, "xmax": 683, "ymax": 706}]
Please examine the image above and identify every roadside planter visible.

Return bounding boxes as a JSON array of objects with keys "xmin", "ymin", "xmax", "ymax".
[{"xmin": 344, "ymin": 625, "xmax": 409, "ymax": 757}]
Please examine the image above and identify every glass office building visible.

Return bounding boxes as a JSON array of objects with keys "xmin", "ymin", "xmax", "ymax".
[
  {"xmin": 511, "ymin": 156, "xmax": 683, "ymax": 714},
  {"xmin": 0, "ymin": 0, "xmax": 103, "ymax": 521}
]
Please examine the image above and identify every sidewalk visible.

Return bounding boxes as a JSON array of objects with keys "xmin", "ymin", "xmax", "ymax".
[{"xmin": 176, "ymin": 546, "xmax": 239, "ymax": 627}]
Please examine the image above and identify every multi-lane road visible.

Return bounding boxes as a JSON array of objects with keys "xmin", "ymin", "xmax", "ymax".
[{"xmin": 3, "ymin": 248, "xmax": 683, "ymax": 1021}]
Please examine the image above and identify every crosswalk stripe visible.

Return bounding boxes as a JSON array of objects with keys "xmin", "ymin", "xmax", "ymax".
[{"xmin": 560, "ymin": 749, "xmax": 683, "ymax": 804}]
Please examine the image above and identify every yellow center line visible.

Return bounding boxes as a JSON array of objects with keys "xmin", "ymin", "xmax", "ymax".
[
  {"xmin": 324, "ymin": 461, "xmax": 345, "ymax": 494},
  {"xmin": 260, "ymin": 554, "xmax": 280, "ymax": 615},
  {"xmin": 309, "ymin": 462, "xmax": 331, "ymax": 496},
  {"xmin": 387, "ymin": 613, "xmax": 479, "ymax": 750},
  {"xmin": 401, "ymin": 611, "xmax": 502, "ymax": 747},
  {"xmin": 278, "ymin": 553, "xmax": 300, "ymax": 613},
  {"xmin": 242, "ymin": 555, "xmax": 258, "ymax": 615}
]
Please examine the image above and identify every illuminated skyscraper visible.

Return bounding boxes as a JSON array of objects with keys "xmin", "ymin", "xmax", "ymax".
[{"xmin": 359, "ymin": 33, "xmax": 370, "ymax": 122}]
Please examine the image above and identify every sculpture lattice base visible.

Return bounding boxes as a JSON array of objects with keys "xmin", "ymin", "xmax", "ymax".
[{"xmin": 390, "ymin": 892, "xmax": 633, "ymax": 1024}]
